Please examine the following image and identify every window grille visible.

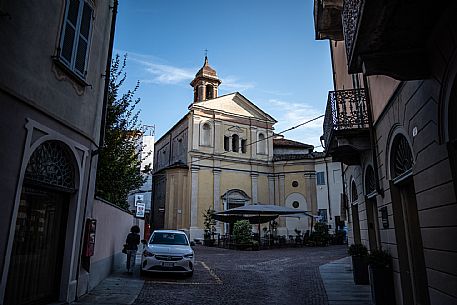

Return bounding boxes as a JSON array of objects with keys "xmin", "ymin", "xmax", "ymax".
[{"xmin": 25, "ymin": 141, "xmax": 75, "ymax": 191}]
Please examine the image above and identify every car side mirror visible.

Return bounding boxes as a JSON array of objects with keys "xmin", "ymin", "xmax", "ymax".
[
  {"xmin": 190, "ymin": 241, "xmax": 195, "ymax": 246},
  {"xmin": 141, "ymin": 239, "xmax": 147, "ymax": 245}
]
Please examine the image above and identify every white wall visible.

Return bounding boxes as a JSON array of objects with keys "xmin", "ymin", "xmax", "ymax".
[
  {"xmin": 84, "ymin": 199, "xmax": 144, "ymax": 292},
  {"xmin": 315, "ymin": 158, "xmax": 343, "ymax": 233}
]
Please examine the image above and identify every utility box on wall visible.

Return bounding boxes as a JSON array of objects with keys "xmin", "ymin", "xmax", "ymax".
[{"xmin": 83, "ymin": 219, "xmax": 97, "ymax": 257}]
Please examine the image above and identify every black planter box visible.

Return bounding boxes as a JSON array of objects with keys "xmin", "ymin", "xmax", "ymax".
[
  {"xmin": 351, "ymin": 256, "xmax": 370, "ymax": 285},
  {"xmin": 369, "ymin": 265, "xmax": 396, "ymax": 305}
]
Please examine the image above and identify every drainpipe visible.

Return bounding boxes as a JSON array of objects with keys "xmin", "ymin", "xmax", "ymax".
[
  {"xmin": 362, "ymin": 74, "xmax": 384, "ymax": 196},
  {"xmin": 325, "ymin": 158, "xmax": 332, "ymax": 221},
  {"xmin": 99, "ymin": 0, "xmax": 118, "ymax": 149},
  {"xmin": 75, "ymin": 0, "xmax": 118, "ymax": 297}
]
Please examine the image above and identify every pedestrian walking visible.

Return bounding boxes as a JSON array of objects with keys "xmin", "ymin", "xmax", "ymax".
[{"xmin": 125, "ymin": 225, "xmax": 140, "ymax": 274}]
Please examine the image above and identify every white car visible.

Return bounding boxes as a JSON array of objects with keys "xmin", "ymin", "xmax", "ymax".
[{"xmin": 141, "ymin": 230, "xmax": 194, "ymax": 276}]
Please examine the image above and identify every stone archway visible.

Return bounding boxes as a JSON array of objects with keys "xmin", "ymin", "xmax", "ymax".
[{"xmin": 4, "ymin": 141, "xmax": 76, "ymax": 305}]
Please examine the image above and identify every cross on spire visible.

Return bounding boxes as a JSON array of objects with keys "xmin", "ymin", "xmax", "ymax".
[{"xmin": 204, "ymin": 48, "xmax": 208, "ymax": 57}]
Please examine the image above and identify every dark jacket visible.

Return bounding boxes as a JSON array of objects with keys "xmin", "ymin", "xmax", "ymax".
[{"xmin": 126, "ymin": 232, "xmax": 140, "ymax": 251}]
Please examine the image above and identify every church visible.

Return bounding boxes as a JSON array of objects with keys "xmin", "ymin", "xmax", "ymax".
[{"xmin": 152, "ymin": 57, "xmax": 335, "ymax": 240}]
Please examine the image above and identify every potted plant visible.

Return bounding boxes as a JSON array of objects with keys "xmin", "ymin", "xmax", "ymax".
[
  {"xmin": 368, "ymin": 249, "xmax": 396, "ymax": 305},
  {"xmin": 233, "ymin": 220, "xmax": 252, "ymax": 250},
  {"xmin": 348, "ymin": 244, "xmax": 369, "ymax": 285},
  {"xmin": 203, "ymin": 208, "xmax": 216, "ymax": 246}
]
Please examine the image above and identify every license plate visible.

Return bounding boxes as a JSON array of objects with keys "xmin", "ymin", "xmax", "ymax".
[{"xmin": 162, "ymin": 262, "xmax": 174, "ymax": 267}]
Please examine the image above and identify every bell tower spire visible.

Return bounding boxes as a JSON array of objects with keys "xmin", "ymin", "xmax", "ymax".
[{"xmin": 190, "ymin": 56, "xmax": 221, "ymax": 103}]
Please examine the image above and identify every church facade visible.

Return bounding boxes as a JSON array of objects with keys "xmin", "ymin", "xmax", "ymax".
[{"xmin": 152, "ymin": 58, "xmax": 334, "ymax": 240}]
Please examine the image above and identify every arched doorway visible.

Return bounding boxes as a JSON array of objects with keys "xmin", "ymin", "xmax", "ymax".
[
  {"xmin": 364, "ymin": 165, "xmax": 379, "ymax": 250},
  {"xmin": 389, "ymin": 133, "xmax": 430, "ymax": 305},
  {"xmin": 221, "ymin": 189, "xmax": 250, "ymax": 234},
  {"xmin": 5, "ymin": 141, "xmax": 75, "ymax": 305}
]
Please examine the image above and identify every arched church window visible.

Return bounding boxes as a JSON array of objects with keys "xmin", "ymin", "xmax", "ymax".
[
  {"xmin": 241, "ymin": 139, "xmax": 247, "ymax": 153},
  {"xmin": 224, "ymin": 136, "xmax": 230, "ymax": 151},
  {"xmin": 202, "ymin": 123, "xmax": 211, "ymax": 146},
  {"xmin": 232, "ymin": 134, "xmax": 239, "ymax": 152},
  {"xmin": 206, "ymin": 84, "xmax": 213, "ymax": 99},
  {"xmin": 257, "ymin": 133, "xmax": 266, "ymax": 154}
]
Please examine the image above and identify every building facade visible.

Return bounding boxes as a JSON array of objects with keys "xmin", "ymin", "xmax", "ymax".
[
  {"xmin": 315, "ymin": 1, "xmax": 457, "ymax": 304},
  {"xmin": 314, "ymin": 156, "xmax": 344, "ymax": 234},
  {"xmin": 152, "ymin": 58, "xmax": 343, "ymax": 240},
  {"xmin": 0, "ymin": 1, "xmax": 115, "ymax": 304}
]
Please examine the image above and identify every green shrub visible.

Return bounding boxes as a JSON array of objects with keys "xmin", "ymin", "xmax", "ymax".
[
  {"xmin": 348, "ymin": 244, "xmax": 368, "ymax": 256},
  {"xmin": 368, "ymin": 249, "xmax": 392, "ymax": 268}
]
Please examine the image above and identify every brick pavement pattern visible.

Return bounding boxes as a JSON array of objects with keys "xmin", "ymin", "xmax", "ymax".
[{"xmin": 133, "ymin": 245, "xmax": 347, "ymax": 305}]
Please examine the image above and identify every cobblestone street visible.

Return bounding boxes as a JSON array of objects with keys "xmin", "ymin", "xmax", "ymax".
[{"xmin": 133, "ymin": 245, "xmax": 347, "ymax": 305}]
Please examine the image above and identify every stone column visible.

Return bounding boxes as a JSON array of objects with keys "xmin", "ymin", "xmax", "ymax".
[
  {"xmin": 214, "ymin": 120, "xmax": 222, "ymax": 153},
  {"xmin": 213, "ymin": 168, "xmax": 222, "ymax": 232},
  {"xmin": 278, "ymin": 174, "xmax": 286, "ymax": 228},
  {"xmin": 190, "ymin": 166, "xmax": 200, "ymax": 240},
  {"xmin": 268, "ymin": 174, "xmax": 275, "ymax": 204},
  {"xmin": 251, "ymin": 173, "xmax": 258, "ymax": 204}
]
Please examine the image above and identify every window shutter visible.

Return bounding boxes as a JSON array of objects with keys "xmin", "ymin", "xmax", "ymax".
[
  {"xmin": 60, "ymin": 0, "xmax": 80, "ymax": 64},
  {"xmin": 74, "ymin": 2, "xmax": 92, "ymax": 76}
]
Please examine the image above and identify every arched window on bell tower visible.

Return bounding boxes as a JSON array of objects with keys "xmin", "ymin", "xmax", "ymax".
[
  {"xmin": 206, "ymin": 84, "xmax": 213, "ymax": 100},
  {"xmin": 190, "ymin": 56, "xmax": 221, "ymax": 103}
]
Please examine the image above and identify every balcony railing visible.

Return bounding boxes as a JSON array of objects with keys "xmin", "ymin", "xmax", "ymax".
[
  {"xmin": 322, "ymin": 88, "xmax": 369, "ymax": 150},
  {"xmin": 342, "ymin": 0, "xmax": 362, "ymax": 71}
]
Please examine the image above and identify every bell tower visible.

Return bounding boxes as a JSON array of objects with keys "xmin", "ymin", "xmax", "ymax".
[{"xmin": 190, "ymin": 56, "xmax": 221, "ymax": 103}]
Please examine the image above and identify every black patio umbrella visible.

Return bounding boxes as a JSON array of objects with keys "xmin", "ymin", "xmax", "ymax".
[
  {"xmin": 212, "ymin": 213, "xmax": 278, "ymax": 224},
  {"xmin": 216, "ymin": 204, "xmax": 311, "ymax": 216},
  {"xmin": 214, "ymin": 204, "xmax": 313, "ymax": 242}
]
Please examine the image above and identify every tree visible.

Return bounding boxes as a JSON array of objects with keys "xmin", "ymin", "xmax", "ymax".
[
  {"xmin": 95, "ymin": 54, "xmax": 150, "ymax": 209},
  {"xmin": 203, "ymin": 208, "xmax": 216, "ymax": 241}
]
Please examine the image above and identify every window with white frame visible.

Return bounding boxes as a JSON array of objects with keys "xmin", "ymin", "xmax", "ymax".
[
  {"xmin": 59, "ymin": 0, "xmax": 93, "ymax": 78},
  {"xmin": 316, "ymin": 172, "xmax": 326, "ymax": 185}
]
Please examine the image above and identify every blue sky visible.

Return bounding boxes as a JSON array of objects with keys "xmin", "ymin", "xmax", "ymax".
[{"xmin": 113, "ymin": 0, "xmax": 333, "ymax": 149}]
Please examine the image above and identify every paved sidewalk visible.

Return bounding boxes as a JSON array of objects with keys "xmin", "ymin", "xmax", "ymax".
[
  {"xmin": 320, "ymin": 256, "xmax": 372, "ymax": 305},
  {"xmin": 71, "ymin": 254, "xmax": 144, "ymax": 305}
]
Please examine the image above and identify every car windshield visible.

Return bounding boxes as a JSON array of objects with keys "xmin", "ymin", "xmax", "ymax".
[{"xmin": 150, "ymin": 233, "xmax": 189, "ymax": 245}]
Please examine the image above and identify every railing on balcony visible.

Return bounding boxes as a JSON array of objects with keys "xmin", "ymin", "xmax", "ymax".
[
  {"xmin": 342, "ymin": 0, "xmax": 362, "ymax": 69},
  {"xmin": 322, "ymin": 88, "xmax": 369, "ymax": 150}
]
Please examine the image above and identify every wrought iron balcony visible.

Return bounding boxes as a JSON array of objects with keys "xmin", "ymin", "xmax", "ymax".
[
  {"xmin": 342, "ymin": 0, "xmax": 449, "ymax": 80},
  {"xmin": 322, "ymin": 88, "xmax": 370, "ymax": 165}
]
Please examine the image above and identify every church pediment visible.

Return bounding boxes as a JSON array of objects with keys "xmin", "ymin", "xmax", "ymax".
[
  {"xmin": 228, "ymin": 125, "xmax": 243, "ymax": 133},
  {"xmin": 193, "ymin": 92, "xmax": 277, "ymax": 123}
]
